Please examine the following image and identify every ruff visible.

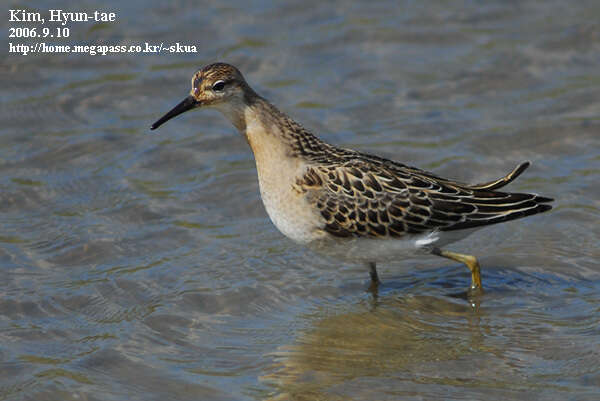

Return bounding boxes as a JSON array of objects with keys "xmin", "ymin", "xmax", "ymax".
[{"xmin": 151, "ymin": 62, "xmax": 553, "ymax": 294}]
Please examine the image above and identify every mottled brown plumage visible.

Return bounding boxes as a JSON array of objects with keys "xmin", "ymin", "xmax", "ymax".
[
  {"xmin": 151, "ymin": 62, "xmax": 554, "ymax": 294},
  {"xmin": 296, "ymin": 159, "xmax": 552, "ymax": 239}
]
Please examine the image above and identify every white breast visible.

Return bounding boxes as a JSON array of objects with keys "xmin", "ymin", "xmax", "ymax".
[
  {"xmin": 245, "ymin": 116, "xmax": 325, "ymax": 244},
  {"xmin": 259, "ymin": 185, "xmax": 322, "ymax": 244}
]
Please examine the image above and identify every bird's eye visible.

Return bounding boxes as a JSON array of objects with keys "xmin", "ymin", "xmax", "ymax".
[{"xmin": 212, "ymin": 80, "xmax": 226, "ymax": 92}]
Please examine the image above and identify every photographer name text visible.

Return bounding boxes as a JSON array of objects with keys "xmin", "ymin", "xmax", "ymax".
[{"xmin": 10, "ymin": 9, "xmax": 116, "ymax": 26}]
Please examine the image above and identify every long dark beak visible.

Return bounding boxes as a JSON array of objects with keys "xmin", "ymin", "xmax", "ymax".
[{"xmin": 150, "ymin": 95, "xmax": 199, "ymax": 130}]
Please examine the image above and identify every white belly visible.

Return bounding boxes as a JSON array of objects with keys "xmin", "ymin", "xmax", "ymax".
[
  {"xmin": 307, "ymin": 227, "xmax": 481, "ymax": 264},
  {"xmin": 259, "ymin": 184, "xmax": 323, "ymax": 244}
]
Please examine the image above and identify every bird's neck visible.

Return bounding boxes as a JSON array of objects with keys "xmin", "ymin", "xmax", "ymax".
[{"xmin": 215, "ymin": 93, "xmax": 328, "ymax": 161}]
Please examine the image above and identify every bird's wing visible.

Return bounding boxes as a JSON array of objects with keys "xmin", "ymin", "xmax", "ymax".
[
  {"xmin": 470, "ymin": 161, "xmax": 530, "ymax": 190},
  {"xmin": 297, "ymin": 159, "xmax": 552, "ymax": 238}
]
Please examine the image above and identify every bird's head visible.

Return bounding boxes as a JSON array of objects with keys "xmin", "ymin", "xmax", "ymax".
[{"xmin": 151, "ymin": 62, "xmax": 252, "ymax": 130}]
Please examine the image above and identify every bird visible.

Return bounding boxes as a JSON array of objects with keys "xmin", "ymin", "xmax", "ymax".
[{"xmin": 150, "ymin": 62, "xmax": 553, "ymax": 295}]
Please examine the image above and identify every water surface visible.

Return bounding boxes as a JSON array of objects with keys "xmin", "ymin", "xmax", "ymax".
[{"xmin": 1, "ymin": 0, "xmax": 599, "ymax": 400}]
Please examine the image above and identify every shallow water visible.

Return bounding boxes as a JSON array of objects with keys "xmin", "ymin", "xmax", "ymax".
[{"xmin": 1, "ymin": 0, "xmax": 599, "ymax": 400}]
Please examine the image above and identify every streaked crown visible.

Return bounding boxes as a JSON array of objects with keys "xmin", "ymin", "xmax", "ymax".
[{"xmin": 189, "ymin": 62, "xmax": 249, "ymax": 106}]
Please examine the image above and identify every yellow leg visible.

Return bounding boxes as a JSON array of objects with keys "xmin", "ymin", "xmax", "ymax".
[{"xmin": 432, "ymin": 248, "xmax": 483, "ymax": 292}]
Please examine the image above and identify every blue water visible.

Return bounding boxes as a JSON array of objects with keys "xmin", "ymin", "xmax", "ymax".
[{"xmin": 1, "ymin": 0, "xmax": 599, "ymax": 400}]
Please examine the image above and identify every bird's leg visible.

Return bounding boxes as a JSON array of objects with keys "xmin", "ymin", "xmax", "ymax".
[
  {"xmin": 369, "ymin": 262, "xmax": 380, "ymax": 285},
  {"xmin": 432, "ymin": 248, "xmax": 483, "ymax": 293},
  {"xmin": 367, "ymin": 262, "xmax": 380, "ymax": 293}
]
